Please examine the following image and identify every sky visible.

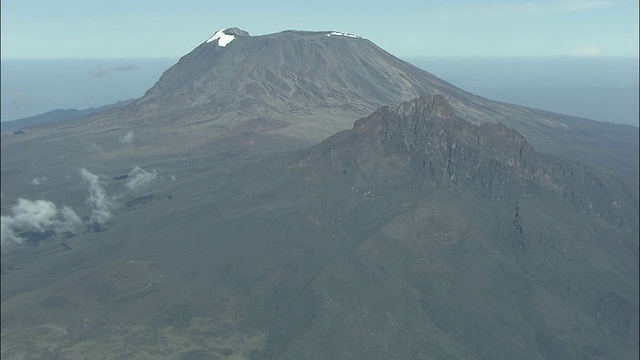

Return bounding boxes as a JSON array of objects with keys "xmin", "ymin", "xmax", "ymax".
[
  {"xmin": 1, "ymin": 0, "xmax": 639, "ymax": 59},
  {"xmin": 1, "ymin": 0, "xmax": 638, "ymax": 125}
]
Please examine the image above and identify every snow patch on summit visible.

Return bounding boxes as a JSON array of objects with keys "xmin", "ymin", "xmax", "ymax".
[
  {"xmin": 326, "ymin": 31, "xmax": 361, "ymax": 39},
  {"xmin": 207, "ymin": 29, "xmax": 235, "ymax": 47}
]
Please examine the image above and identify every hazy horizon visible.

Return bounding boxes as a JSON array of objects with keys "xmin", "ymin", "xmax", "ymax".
[
  {"xmin": 2, "ymin": 56, "xmax": 638, "ymax": 127},
  {"xmin": 3, "ymin": 1, "xmax": 638, "ymax": 59},
  {"xmin": 3, "ymin": 1, "xmax": 637, "ymax": 126}
]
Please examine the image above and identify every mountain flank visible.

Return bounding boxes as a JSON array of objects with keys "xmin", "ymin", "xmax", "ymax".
[
  {"xmin": 3, "ymin": 28, "xmax": 635, "ymax": 186},
  {"xmin": 1, "ymin": 28, "xmax": 638, "ymax": 359},
  {"xmin": 3, "ymin": 95, "xmax": 636, "ymax": 359},
  {"xmin": 0, "ymin": 100, "xmax": 132, "ymax": 133}
]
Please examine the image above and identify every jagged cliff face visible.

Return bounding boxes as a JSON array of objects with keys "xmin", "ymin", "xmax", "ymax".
[{"xmin": 272, "ymin": 96, "xmax": 638, "ymax": 233}]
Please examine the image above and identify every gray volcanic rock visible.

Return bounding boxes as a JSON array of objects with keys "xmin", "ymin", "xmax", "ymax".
[{"xmin": 221, "ymin": 27, "xmax": 250, "ymax": 36}]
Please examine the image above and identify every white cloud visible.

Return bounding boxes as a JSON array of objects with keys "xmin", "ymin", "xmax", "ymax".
[
  {"xmin": 10, "ymin": 199, "xmax": 59, "ymax": 232},
  {"xmin": 119, "ymin": 131, "xmax": 135, "ymax": 145},
  {"xmin": 573, "ymin": 44, "xmax": 602, "ymax": 56},
  {"xmin": 80, "ymin": 168, "xmax": 115, "ymax": 229},
  {"xmin": 0, "ymin": 199, "xmax": 82, "ymax": 248},
  {"xmin": 89, "ymin": 143, "xmax": 103, "ymax": 152},
  {"xmin": 1, "ymin": 216, "xmax": 20, "ymax": 246},
  {"xmin": 58, "ymin": 206, "xmax": 83, "ymax": 233},
  {"xmin": 88, "ymin": 65, "xmax": 110, "ymax": 78},
  {"xmin": 126, "ymin": 166, "xmax": 157, "ymax": 193},
  {"xmin": 30, "ymin": 177, "xmax": 47, "ymax": 185}
]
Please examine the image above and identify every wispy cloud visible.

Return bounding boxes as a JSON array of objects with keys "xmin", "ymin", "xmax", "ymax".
[
  {"xmin": 573, "ymin": 43, "xmax": 602, "ymax": 56},
  {"xmin": 113, "ymin": 64, "xmax": 140, "ymax": 72},
  {"xmin": 7, "ymin": 98, "xmax": 34, "ymax": 112},
  {"xmin": 0, "ymin": 217, "xmax": 19, "ymax": 247},
  {"xmin": 434, "ymin": 0, "xmax": 617, "ymax": 19},
  {"xmin": 2, "ymin": 164, "xmax": 164, "ymax": 247},
  {"xmin": 87, "ymin": 64, "xmax": 140, "ymax": 78},
  {"xmin": 88, "ymin": 65, "xmax": 110, "ymax": 78},
  {"xmin": 80, "ymin": 168, "xmax": 115, "ymax": 230},
  {"xmin": 57, "ymin": 206, "xmax": 82, "ymax": 234},
  {"xmin": 89, "ymin": 143, "xmax": 103, "ymax": 152},
  {"xmin": 30, "ymin": 177, "xmax": 47, "ymax": 185},
  {"xmin": 126, "ymin": 166, "xmax": 157, "ymax": 193},
  {"xmin": 119, "ymin": 131, "xmax": 135, "ymax": 145}
]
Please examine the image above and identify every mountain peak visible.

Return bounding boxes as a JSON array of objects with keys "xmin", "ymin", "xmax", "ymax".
[
  {"xmin": 205, "ymin": 27, "xmax": 250, "ymax": 46},
  {"xmin": 95, "ymin": 28, "xmax": 635, "ymax": 185},
  {"xmin": 346, "ymin": 95, "xmax": 534, "ymax": 168},
  {"xmin": 396, "ymin": 95, "xmax": 454, "ymax": 119},
  {"xmin": 374, "ymin": 96, "xmax": 536, "ymax": 171}
]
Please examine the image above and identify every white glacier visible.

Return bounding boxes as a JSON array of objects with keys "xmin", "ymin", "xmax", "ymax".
[
  {"xmin": 206, "ymin": 29, "xmax": 236, "ymax": 47},
  {"xmin": 326, "ymin": 31, "xmax": 361, "ymax": 39}
]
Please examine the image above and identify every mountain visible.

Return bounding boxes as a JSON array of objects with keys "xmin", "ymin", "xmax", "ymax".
[
  {"xmin": 137, "ymin": 29, "xmax": 638, "ymax": 186},
  {"xmin": 223, "ymin": 95, "xmax": 639, "ymax": 358},
  {"xmin": 0, "ymin": 100, "xmax": 132, "ymax": 133},
  {"xmin": 1, "ymin": 28, "xmax": 638, "ymax": 359},
  {"xmin": 1, "ymin": 95, "xmax": 637, "ymax": 359},
  {"xmin": 7, "ymin": 28, "xmax": 634, "ymax": 185}
]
